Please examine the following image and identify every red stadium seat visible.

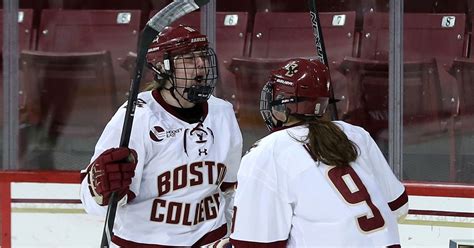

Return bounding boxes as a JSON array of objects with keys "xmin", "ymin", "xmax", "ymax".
[
  {"xmin": 256, "ymin": 0, "xmax": 382, "ymax": 29},
  {"xmin": 0, "ymin": 9, "xmax": 35, "ymax": 164},
  {"xmin": 0, "ymin": 9, "xmax": 34, "ymax": 124},
  {"xmin": 217, "ymin": 0, "xmax": 255, "ymax": 12},
  {"xmin": 341, "ymin": 12, "xmax": 468, "ymax": 143},
  {"xmin": 228, "ymin": 57, "xmax": 288, "ymax": 129},
  {"xmin": 0, "ymin": 9, "xmax": 34, "ymax": 51},
  {"xmin": 145, "ymin": 11, "xmax": 249, "ymax": 111},
  {"xmin": 403, "ymin": 0, "xmax": 468, "ymax": 13},
  {"xmin": 339, "ymin": 58, "xmax": 446, "ymax": 143},
  {"xmin": 359, "ymin": 12, "xmax": 467, "ymax": 116},
  {"xmin": 36, "ymin": 9, "xmax": 141, "ymax": 98},
  {"xmin": 230, "ymin": 11, "xmax": 358, "ymax": 126},
  {"xmin": 472, "ymin": 35, "xmax": 474, "ymax": 57},
  {"xmin": 449, "ymin": 58, "xmax": 474, "ymax": 128},
  {"xmin": 20, "ymin": 50, "xmax": 117, "ymax": 138}
]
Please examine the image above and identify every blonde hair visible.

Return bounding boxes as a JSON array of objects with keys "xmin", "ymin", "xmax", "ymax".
[{"xmin": 143, "ymin": 79, "xmax": 167, "ymax": 91}]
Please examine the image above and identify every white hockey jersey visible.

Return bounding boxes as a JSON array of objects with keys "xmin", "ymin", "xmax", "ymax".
[
  {"xmin": 231, "ymin": 121, "xmax": 408, "ymax": 247},
  {"xmin": 80, "ymin": 90, "xmax": 243, "ymax": 246}
]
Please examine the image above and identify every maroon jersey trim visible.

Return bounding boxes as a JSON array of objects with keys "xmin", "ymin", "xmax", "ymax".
[
  {"xmin": 112, "ymin": 224, "xmax": 226, "ymax": 247},
  {"xmin": 220, "ymin": 182, "xmax": 237, "ymax": 192},
  {"xmin": 152, "ymin": 89, "xmax": 209, "ymax": 122},
  {"xmin": 388, "ymin": 189, "xmax": 408, "ymax": 211},
  {"xmin": 230, "ymin": 239, "xmax": 397, "ymax": 248},
  {"xmin": 230, "ymin": 238, "xmax": 287, "ymax": 248},
  {"xmin": 193, "ymin": 224, "xmax": 227, "ymax": 247}
]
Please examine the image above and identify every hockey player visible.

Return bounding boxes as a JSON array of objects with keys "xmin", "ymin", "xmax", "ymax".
[
  {"xmin": 230, "ymin": 59, "xmax": 408, "ymax": 247},
  {"xmin": 80, "ymin": 24, "xmax": 242, "ymax": 247}
]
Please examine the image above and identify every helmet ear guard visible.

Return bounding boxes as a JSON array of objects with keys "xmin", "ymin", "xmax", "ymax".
[
  {"xmin": 162, "ymin": 53, "xmax": 172, "ymax": 72},
  {"xmin": 147, "ymin": 59, "xmax": 172, "ymax": 82}
]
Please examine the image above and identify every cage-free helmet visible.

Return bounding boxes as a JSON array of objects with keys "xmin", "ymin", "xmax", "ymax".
[
  {"xmin": 146, "ymin": 24, "xmax": 218, "ymax": 103},
  {"xmin": 260, "ymin": 58, "xmax": 331, "ymax": 130}
]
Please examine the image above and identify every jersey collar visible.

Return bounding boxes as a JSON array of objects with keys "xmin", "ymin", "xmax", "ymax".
[{"xmin": 152, "ymin": 89, "xmax": 209, "ymax": 123}]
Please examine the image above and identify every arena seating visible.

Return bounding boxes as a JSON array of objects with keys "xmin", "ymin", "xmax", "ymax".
[
  {"xmin": 36, "ymin": 9, "xmax": 141, "ymax": 97},
  {"xmin": 21, "ymin": 9, "xmax": 140, "ymax": 139},
  {"xmin": 403, "ymin": 0, "xmax": 468, "ymax": 13},
  {"xmin": 0, "ymin": 9, "xmax": 34, "ymax": 51},
  {"xmin": 20, "ymin": 50, "xmax": 116, "ymax": 138},
  {"xmin": 449, "ymin": 58, "xmax": 474, "ymax": 129},
  {"xmin": 339, "ymin": 58, "xmax": 444, "ymax": 143},
  {"xmin": 0, "ymin": 9, "xmax": 34, "ymax": 124},
  {"xmin": 20, "ymin": 9, "xmax": 140, "ymax": 139},
  {"xmin": 359, "ymin": 12, "xmax": 466, "ymax": 114},
  {"xmin": 229, "ymin": 11, "xmax": 358, "ymax": 126},
  {"xmin": 342, "ymin": 12, "xmax": 467, "ymax": 142}
]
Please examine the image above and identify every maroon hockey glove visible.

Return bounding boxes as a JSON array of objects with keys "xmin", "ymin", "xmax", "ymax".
[{"xmin": 87, "ymin": 148, "xmax": 137, "ymax": 206}]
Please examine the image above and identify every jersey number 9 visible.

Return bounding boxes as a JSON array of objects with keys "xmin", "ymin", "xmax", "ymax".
[{"xmin": 327, "ymin": 166, "xmax": 385, "ymax": 233}]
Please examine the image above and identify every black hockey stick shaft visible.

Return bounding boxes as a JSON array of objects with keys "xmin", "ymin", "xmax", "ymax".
[
  {"xmin": 100, "ymin": 0, "xmax": 210, "ymax": 247},
  {"xmin": 99, "ymin": 26, "xmax": 158, "ymax": 248},
  {"xmin": 308, "ymin": 0, "xmax": 339, "ymax": 120}
]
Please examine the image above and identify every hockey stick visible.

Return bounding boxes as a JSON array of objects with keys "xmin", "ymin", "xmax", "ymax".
[
  {"xmin": 308, "ymin": 0, "xmax": 339, "ymax": 120},
  {"xmin": 100, "ymin": 0, "xmax": 210, "ymax": 247}
]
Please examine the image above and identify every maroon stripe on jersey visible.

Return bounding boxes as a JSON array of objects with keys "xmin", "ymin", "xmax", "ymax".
[
  {"xmin": 111, "ymin": 224, "xmax": 226, "ymax": 247},
  {"xmin": 193, "ymin": 224, "xmax": 227, "ymax": 247},
  {"xmin": 387, "ymin": 245, "xmax": 401, "ymax": 248},
  {"xmin": 112, "ymin": 236, "xmax": 174, "ymax": 247},
  {"xmin": 152, "ymin": 89, "xmax": 209, "ymax": 122},
  {"xmin": 230, "ymin": 238, "xmax": 287, "ymax": 248},
  {"xmin": 220, "ymin": 182, "xmax": 237, "ymax": 192},
  {"xmin": 388, "ymin": 189, "xmax": 408, "ymax": 211}
]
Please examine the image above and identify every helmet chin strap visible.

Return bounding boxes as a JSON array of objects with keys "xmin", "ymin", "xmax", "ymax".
[
  {"xmin": 160, "ymin": 76, "xmax": 187, "ymax": 108},
  {"xmin": 168, "ymin": 87, "xmax": 186, "ymax": 108}
]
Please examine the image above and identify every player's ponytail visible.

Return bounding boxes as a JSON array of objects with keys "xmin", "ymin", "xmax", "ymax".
[{"xmin": 303, "ymin": 118, "xmax": 358, "ymax": 166}]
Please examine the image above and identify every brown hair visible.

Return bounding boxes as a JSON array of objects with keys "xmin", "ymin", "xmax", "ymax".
[{"xmin": 294, "ymin": 115, "xmax": 359, "ymax": 167}]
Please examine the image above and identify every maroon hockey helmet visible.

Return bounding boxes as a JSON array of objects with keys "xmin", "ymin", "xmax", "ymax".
[
  {"xmin": 260, "ymin": 58, "xmax": 331, "ymax": 130},
  {"xmin": 146, "ymin": 24, "xmax": 210, "ymax": 66},
  {"xmin": 146, "ymin": 24, "xmax": 218, "ymax": 103}
]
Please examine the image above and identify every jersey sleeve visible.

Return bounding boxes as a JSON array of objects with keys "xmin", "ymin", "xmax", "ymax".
[
  {"xmin": 79, "ymin": 106, "xmax": 147, "ymax": 216},
  {"xmin": 230, "ymin": 145, "xmax": 291, "ymax": 244},
  {"xmin": 365, "ymin": 132, "xmax": 409, "ymax": 220},
  {"xmin": 222, "ymin": 106, "xmax": 243, "ymax": 184}
]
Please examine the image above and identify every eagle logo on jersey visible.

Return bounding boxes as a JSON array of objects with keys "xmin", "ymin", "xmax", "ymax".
[
  {"xmin": 184, "ymin": 123, "xmax": 215, "ymax": 156},
  {"xmin": 190, "ymin": 123, "xmax": 209, "ymax": 144},
  {"xmin": 189, "ymin": 123, "xmax": 215, "ymax": 144}
]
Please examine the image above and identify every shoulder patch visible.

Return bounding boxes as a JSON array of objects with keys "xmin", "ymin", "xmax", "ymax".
[{"xmin": 123, "ymin": 98, "xmax": 147, "ymax": 108}]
